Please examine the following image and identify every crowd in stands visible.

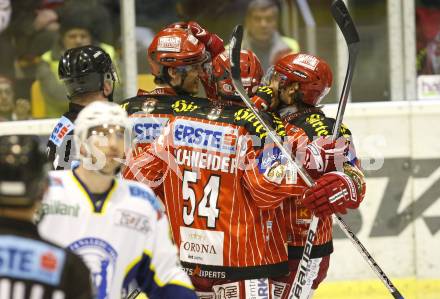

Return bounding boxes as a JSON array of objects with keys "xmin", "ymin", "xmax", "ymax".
[{"xmin": 0, "ymin": 0, "xmax": 301, "ymax": 120}]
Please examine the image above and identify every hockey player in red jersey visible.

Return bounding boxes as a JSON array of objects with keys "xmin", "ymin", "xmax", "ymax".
[
  {"xmin": 125, "ymin": 37, "xmax": 307, "ymax": 298},
  {"xmin": 122, "ymin": 23, "xmax": 224, "ymax": 182},
  {"xmin": 251, "ymin": 52, "xmax": 366, "ymax": 299},
  {"xmin": 211, "ymin": 49, "xmax": 263, "ymax": 102}
]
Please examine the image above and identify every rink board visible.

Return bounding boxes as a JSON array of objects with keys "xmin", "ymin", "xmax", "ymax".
[
  {"xmin": 1, "ymin": 101, "xmax": 439, "ymax": 298},
  {"xmin": 314, "ymin": 278, "xmax": 440, "ymax": 299}
]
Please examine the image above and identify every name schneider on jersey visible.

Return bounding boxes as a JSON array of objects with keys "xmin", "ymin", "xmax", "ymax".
[{"xmin": 172, "ymin": 119, "xmax": 241, "ymax": 174}]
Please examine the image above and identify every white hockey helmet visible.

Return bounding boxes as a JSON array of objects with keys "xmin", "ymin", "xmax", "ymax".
[{"xmin": 74, "ymin": 101, "xmax": 128, "ymax": 158}]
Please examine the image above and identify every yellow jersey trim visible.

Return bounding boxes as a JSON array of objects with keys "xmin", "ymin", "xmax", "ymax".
[{"xmin": 70, "ymin": 171, "xmax": 117, "ymax": 214}]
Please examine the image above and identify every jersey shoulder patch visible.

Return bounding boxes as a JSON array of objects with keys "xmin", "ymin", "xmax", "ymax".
[
  {"xmin": 124, "ymin": 181, "xmax": 164, "ymax": 212},
  {"xmin": 49, "ymin": 116, "xmax": 74, "ymax": 147}
]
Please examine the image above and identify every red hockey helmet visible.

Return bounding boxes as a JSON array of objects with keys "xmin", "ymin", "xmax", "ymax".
[
  {"xmin": 148, "ymin": 27, "xmax": 208, "ymax": 79},
  {"xmin": 274, "ymin": 53, "xmax": 333, "ymax": 106},
  {"xmin": 212, "ymin": 49, "xmax": 263, "ymax": 98}
]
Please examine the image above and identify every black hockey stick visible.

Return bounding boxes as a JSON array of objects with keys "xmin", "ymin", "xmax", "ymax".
[
  {"xmin": 291, "ymin": 1, "xmax": 404, "ymax": 298},
  {"xmin": 330, "ymin": 1, "xmax": 404, "ymax": 298},
  {"xmin": 229, "ymin": 3, "xmax": 404, "ymax": 298},
  {"xmin": 229, "ymin": 24, "xmax": 317, "ymax": 298},
  {"xmin": 229, "ymin": 25, "xmax": 315, "ymax": 186},
  {"xmin": 330, "ymin": 0, "xmax": 359, "ymax": 141}
]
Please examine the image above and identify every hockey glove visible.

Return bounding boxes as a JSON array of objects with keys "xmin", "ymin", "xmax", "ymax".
[
  {"xmin": 304, "ymin": 136, "xmax": 349, "ymax": 179},
  {"xmin": 188, "ymin": 21, "xmax": 225, "ymax": 58},
  {"xmin": 251, "ymin": 86, "xmax": 276, "ymax": 111},
  {"xmin": 299, "ymin": 171, "xmax": 361, "ymax": 218}
]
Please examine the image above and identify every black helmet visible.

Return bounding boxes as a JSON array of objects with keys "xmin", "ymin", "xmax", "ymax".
[
  {"xmin": 0, "ymin": 135, "xmax": 48, "ymax": 208},
  {"xmin": 58, "ymin": 45, "xmax": 116, "ymax": 99}
]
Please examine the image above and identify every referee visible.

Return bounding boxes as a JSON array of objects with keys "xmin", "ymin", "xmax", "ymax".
[{"xmin": 0, "ymin": 135, "xmax": 93, "ymax": 299}]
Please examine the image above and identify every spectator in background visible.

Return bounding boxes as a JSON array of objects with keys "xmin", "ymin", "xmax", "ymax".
[
  {"xmin": 0, "ymin": 0, "xmax": 14, "ymax": 79},
  {"xmin": 9, "ymin": 0, "xmax": 60, "ymax": 99},
  {"xmin": 0, "ymin": 75, "xmax": 31, "ymax": 121},
  {"xmin": 0, "ymin": 75, "xmax": 15, "ymax": 121},
  {"xmin": 0, "ymin": 0, "xmax": 10, "ymax": 32},
  {"xmin": 36, "ymin": 3, "xmax": 117, "ymax": 118},
  {"xmin": 416, "ymin": 0, "xmax": 440, "ymax": 74},
  {"xmin": 0, "ymin": 134, "xmax": 93, "ymax": 298},
  {"xmin": 242, "ymin": 0, "xmax": 299, "ymax": 71}
]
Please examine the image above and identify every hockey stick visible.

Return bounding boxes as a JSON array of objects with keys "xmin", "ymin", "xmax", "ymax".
[
  {"xmin": 330, "ymin": 0, "xmax": 359, "ymax": 142},
  {"xmin": 229, "ymin": 3, "xmax": 404, "ymax": 298},
  {"xmin": 229, "ymin": 26, "xmax": 315, "ymax": 188},
  {"xmin": 229, "ymin": 24, "xmax": 317, "ymax": 299},
  {"xmin": 330, "ymin": 1, "xmax": 404, "ymax": 298}
]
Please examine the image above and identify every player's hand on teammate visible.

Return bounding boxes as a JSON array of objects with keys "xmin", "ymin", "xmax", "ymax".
[
  {"xmin": 251, "ymin": 85, "xmax": 279, "ymax": 111},
  {"xmin": 299, "ymin": 172, "xmax": 361, "ymax": 218},
  {"xmin": 304, "ymin": 136, "xmax": 349, "ymax": 179},
  {"xmin": 188, "ymin": 21, "xmax": 225, "ymax": 58}
]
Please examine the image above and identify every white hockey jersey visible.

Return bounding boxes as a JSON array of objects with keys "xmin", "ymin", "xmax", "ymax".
[{"xmin": 38, "ymin": 170, "xmax": 196, "ymax": 299}]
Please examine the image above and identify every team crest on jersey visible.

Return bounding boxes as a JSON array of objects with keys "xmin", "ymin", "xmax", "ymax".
[
  {"xmin": 141, "ymin": 98, "xmax": 158, "ymax": 113},
  {"xmin": 258, "ymin": 147, "xmax": 297, "ymax": 184},
  {"xmin": 207, "ymin": 107, "xmax": 222, "ymax": 121},
  {"xmin": 68, "ymin": 238, "xmax": 118, "ymax": 299}
]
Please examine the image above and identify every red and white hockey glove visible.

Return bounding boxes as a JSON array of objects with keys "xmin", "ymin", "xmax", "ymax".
[
  {"xmin": 299, "ymin": 171, "xmax": 361, "ymax": 218},
  {"xmin": 304, "ymin": 136, "xmax": 349, "ymax": 179},
  {"xmin": 188, "ymin": 21, "xmax": 225, "ymax": 58},
  {"xmin": 251, "ymin": 86, "xmax": 276, "ymax": 111}
]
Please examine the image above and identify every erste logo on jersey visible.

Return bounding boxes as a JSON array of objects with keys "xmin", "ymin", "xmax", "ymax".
[
  {"xmin": 130, "ymin": 116, "xmax": 169, "ymax": 144},
  {"xmin": 0, "ymin": 236, "xmax": 65, "ymax": 286},
  {"xmin": 68, "ymin": 238, "xmax": 118, "ymax": 299},
  {"xmin": 173, "ymin": 119, "xmax": 238, "ymax": 154},
  {"xmin": 49, "ymin": 116, "xmax": 74, "ymax": 146}
]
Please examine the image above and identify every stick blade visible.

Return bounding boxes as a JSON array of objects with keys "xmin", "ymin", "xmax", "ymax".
[
  {"xmin": 229, "ymin": 24, "xmax": 243, "ymax": 81},
  {"xmin": 331, "ymin": 0, "xmax": 360, "ymax": 45}
]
